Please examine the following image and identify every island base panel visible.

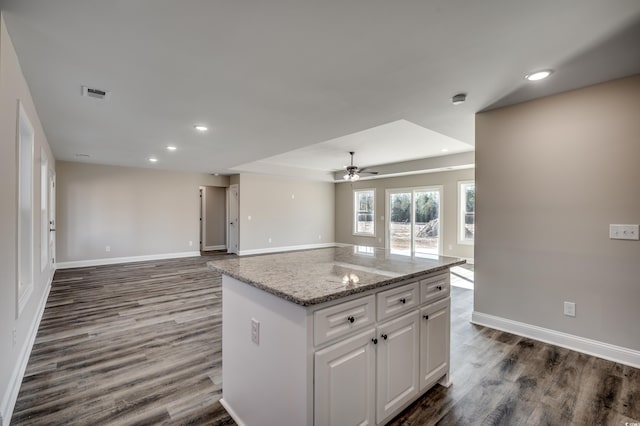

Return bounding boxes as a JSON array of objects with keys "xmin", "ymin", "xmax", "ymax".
[{"xmin": 222, "ymin": 275, "xmax": 312, "ymax": 426}]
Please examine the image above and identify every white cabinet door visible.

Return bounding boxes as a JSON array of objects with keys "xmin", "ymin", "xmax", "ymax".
[
  {"xmin": 315, "ymin": 328, "xmax": 376, "ymax": 426},
  {"xmin": 376, "ymin": 310, "xmax": 420, "ymax": 423},
  {"xmin": 419, "ymin": 297, "xmax": 450, "ymax": 391}
]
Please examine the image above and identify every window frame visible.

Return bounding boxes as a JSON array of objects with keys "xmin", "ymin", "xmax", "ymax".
[
  {"xmin": 457, "ymin": 180, "xmax": 475, "ymax": 245},
  {"xmin": 353, "ymin": 188, "xmax": 376, "ymax": 237}
]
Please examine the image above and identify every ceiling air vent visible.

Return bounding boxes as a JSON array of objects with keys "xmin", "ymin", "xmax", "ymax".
[{"xmin": 81, "ymin": 85, "xmax": 111, "ymax": 100}]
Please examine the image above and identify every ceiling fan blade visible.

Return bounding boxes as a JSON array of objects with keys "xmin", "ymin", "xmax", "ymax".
[{"xmin": 359, "ymin": 168, "xmax": 378, "ymax": 175}]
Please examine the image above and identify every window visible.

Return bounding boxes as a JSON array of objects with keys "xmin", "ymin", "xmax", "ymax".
[
  {"xmin": 353, "ymin": 189, "xmax": 375, "ymax": 236},
  {"xmin": 458, "ymin": 181, "xmax": 475, "ymax": 244},
  {"xmin": 18, "ymin": 101, "xmax": 34, "ymax": 315}
]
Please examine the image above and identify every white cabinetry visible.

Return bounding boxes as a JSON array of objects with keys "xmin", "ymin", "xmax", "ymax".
[
  {"xmin": 314, "ymin": 274, "xmax": 451, "ymax": 426},
  {"xmin": 220, "ymin": 269, "xmax": 453, "ymax": 426},
  {"xmin": 375, "ymin": 310, "xmax": 420, "ymax": 422},
  {"xmin": 420, "ymin": 298, "xmax": 451, "ymax": 391},
  {"xmin": 315, "ymin": 329, "xmax": 377, "ymax": 426}
]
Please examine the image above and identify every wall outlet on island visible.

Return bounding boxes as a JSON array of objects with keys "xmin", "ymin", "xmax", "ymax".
[
  {"xmin": 251, "ymin": 318, "xmax": 260, "ymax": 345},
  {"xmin": 105, "ymin": 245, "xmax": 110, "ymax": 252},
  {"xmin": 188, "ymin": 240, "xmax": 193, "ymax": 246}
]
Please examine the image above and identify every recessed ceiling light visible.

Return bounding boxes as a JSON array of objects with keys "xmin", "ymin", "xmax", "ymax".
[
  {"xmin": 166, "ymin": 146, "xmax": 177, "ymax": 151},
  {"xmin": 441, "ymin": 148, "xmax": 449, "ymax": 152},
  {"xmin": 75, "ymin": 153, "xmax": 90, "ymax": 158},
  {"xmin": 194, "ymin": 125, "xmax": 208, "ymax": 132},
  {"xmin": 525, "ymin": 70, "xmax": 553, "ymax": 81},
  {"xmin": 149, "ymin": 157, "xmax": 158, "ymax": 163}
]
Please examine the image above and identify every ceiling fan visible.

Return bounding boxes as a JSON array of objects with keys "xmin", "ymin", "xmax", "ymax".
[{"xmin": 343, "ymin": 151, "xmax": 379, "ymax": 181}]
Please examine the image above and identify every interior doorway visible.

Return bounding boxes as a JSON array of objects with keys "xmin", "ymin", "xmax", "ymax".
[
  {"xmin": 227, "ymin": 184, "xmax": 239, "ymax": 254},
  {"xmin": 199, "ymin": 186, "xmax": 228, "ymax": 252},
  {"xmin": 386, "ymin": 186, "xmax": 442, "ymax": 257}
]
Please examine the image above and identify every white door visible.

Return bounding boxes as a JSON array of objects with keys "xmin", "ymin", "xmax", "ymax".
[
  {"xmin": 376, "ymin": 310, "xmax": 420, "ymax": 423},
  {"xmin": 227, "ymin": 184, "xmax": 239, "ymax": 254},
  {"xmin": 48, "ymin": 172, "xmax": 56, "ymax": 272},
  {"xmin": 315, "ymin": 328, "xmax": 376, "ymax": 426},
  {"xmin": 199, "ymin": 187, "xmax": 204, "ymax": 251},
  {"xmin": 419, "ymin": 298, "xmax": 450, "ymax": 391}
]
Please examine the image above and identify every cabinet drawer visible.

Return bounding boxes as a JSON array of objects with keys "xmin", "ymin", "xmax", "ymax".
[
  {"xmin": 376, "ymin": 282, "xmax": 419, "ymax": 321},
  {"xmin": 420, "ymin": 272, "xmax": 449, "ymax": 305},
  {"xmin": 314, "ymin": 295, "xmax": 376, "ymax": 346}
]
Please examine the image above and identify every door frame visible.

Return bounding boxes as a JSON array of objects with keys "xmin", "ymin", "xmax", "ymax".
[
  {"xmin": 48, "ymin": 170, "xmax": 56, "ymax": 280},
  {"xmin": 385, "ymin": 186, "xmax": 443, "ymax": 257},
  {"xmin": 227, "ymin": 184, "xmax": 239, "ymax": 254}
]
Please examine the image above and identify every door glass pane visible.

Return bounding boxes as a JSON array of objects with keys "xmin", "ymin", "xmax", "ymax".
[
  {"xmin": 389, "ymin": 192, "xmax": 411, "ymax": 255},
  {"xmin": 414, "ymin": 191, "xmax": 439, "ymax": 257}
]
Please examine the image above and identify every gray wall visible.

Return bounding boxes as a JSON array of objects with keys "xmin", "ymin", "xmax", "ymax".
[
  {"xmin": 237, "ymin": 174, "xmax": 335, "ymax": 252},
  {"xmin": 203, "ymin": 186, "xmax": 226, "ymax": 249},
  {"xmin": 475, "ymin": 74, "xmax": 640, "ymax": 351},
  {"xmin": 0, "ymin": 14, "xmax": 56, "ymax": 422},
  {"xmin": 334, "ymin": 169, "xmax": 475, "ymax": 260},
  {"xmin": 56, "ymin": 161, "xmax": 229, "ymax": 263}
]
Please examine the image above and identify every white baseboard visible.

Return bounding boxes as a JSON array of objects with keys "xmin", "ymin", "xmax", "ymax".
[
  {"xmin": 219, "ymin": 398, "xmax": 245, "ymax": 426},
  {"xmin": 1, "ymin": 279, "xmax": 52, "ymax": 425},
  {"xmin": 203, "ymin": 245, "xmax": 226, "ymax": 251},
  {"xmin": 56, "ymin": 251, "xmax": 201, "ymax": 269},
  {"xmin": 471, "ymin": 311, "xmax": 640, "ymax": 369},
  {"xmin": 238, "ymin": 242, "xmax": 338, "ymax": 256}
]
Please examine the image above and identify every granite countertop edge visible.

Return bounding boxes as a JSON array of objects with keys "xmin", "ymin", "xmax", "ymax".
[{"xmin": 208, "ymin": 259, "xmax": 466, "ymax": 307}]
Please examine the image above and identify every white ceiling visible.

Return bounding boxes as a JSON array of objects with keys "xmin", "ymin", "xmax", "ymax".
[
  {"xmin": 233, "ymin": 119, "xmax": 473, "ymax": 179},
  {"xmin": 2, "ymin": 0, "xmax": 640, "ymax": 178}
]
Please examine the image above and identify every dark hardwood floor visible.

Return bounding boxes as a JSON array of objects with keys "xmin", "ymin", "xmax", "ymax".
[
  {"xmin": 11, "ymin": 255, "xmax": 640, "ymax": 425},
  {"xmin": 11, "ymin": 253, "xmax": 235, "ymax": 426}
]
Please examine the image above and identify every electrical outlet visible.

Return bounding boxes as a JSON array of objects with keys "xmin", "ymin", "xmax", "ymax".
[
  {"xmin": 563, "ymin": 301, "xmax": 576, "ymax": 317},
  {"xmin": 188, "ymin": 240, "xmax": 193, "ymax": 246},
  {"xmin": 12, "ymin": 328, "xmax": 17, "ymax": 346},
  {"xmin": 105, "ymin": 245, "xmax": 111, "ymax": 252},
  {"xmin": 251, "ymin": 318, "xmax": 260, "ymax": 345},
  {"xmin": 609, "ymin": 224, "xmax": 640, "ymax": 240},
  {"xmin": 268, "ymin": 237, "xmax": 272, "ymax": 243}
]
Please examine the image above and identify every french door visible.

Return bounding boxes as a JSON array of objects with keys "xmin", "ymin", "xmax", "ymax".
[{"xmin": 386, "ymin": 187, "xmax": 442, "ymax": 257}]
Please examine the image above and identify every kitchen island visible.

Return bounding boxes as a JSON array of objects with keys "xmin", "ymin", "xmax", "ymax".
[{"xmin": 208, "ymin": 246, "xmax": 465, "ymax": 426}]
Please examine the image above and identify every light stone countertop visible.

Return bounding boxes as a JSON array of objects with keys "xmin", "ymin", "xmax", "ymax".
[{"xmin": 207, "ymin": 246, "xmax": 466, "ymax": 306}]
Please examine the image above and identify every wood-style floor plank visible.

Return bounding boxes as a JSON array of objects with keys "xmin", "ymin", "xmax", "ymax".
[
  {"xmin": 11, "ymin": 253, "xmax": 234, "ymax": 426},
  {"xmin": 11, "ymin": 257, "xmax": 640, "ymax": 425}
]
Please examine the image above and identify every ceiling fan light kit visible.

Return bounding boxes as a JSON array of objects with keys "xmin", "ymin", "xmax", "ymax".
[
  {"xmin": 343, "ymin": 172, "xmax": 360, "ymax": 181},
  {"xmin": 343, "ymin": 151, "xmax": 378, "ymax": 181}
]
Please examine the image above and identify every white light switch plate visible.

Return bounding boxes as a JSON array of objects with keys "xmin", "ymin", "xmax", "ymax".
[{"xmin": 609, "ymin": 224, "xmax": 639, "ymax": 240}]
